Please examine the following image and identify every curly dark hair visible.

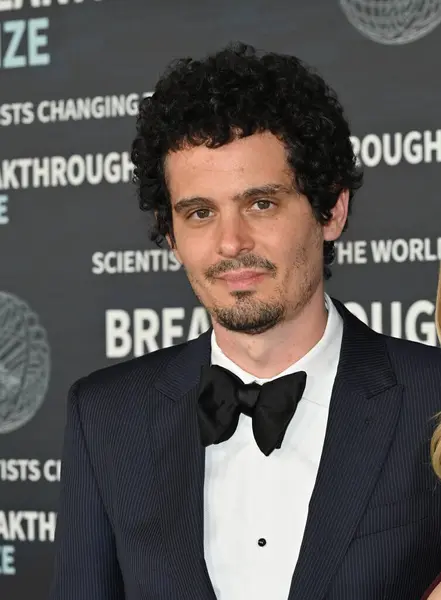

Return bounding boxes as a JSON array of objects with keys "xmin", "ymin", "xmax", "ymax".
[{"xmin": 131, "ymin": 42, "xmax": 363, "ymax": 279}]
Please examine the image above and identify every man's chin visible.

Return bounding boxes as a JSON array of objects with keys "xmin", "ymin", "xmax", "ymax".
[
  {"xmin": 216, "ymin": 318, "xmax": 282, "ymax": 336},
  {"xmin": 209, "ymin": 302, "xmax": 285, "ymax": 335}
]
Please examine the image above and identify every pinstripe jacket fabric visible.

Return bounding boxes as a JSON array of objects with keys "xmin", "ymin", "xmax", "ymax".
[{"xmin": 48, "ymin": 298, "xmax": 441, "ymax": 600}]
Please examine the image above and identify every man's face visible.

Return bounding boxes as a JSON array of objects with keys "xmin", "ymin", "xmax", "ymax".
[{"xmin": 165, "ymin": 131, "xmax": 346, "ymax": 334}]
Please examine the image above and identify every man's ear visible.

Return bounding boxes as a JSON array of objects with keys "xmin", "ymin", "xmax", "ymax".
[
  {"xmin": 165, "ymin": 232, "xmax": 182, "ymax": 264},
  {"xmin": 322, "ymin": 189, "xmax": 349, "ymax": 242}
]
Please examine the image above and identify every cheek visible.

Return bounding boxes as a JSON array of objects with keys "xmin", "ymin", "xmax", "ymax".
[
  {"xmin": 174, "ymin": 225, "xmax": 210, "ymax": 262},
  {"xmin": 173, "ymin": 230, "xmax": 198, "ymax": 266},
  {"xmin": 280, "ymin": 228, "xmax": 322, "ymax": 274},
  {"xmin": 179, "ymin": 253, "xmax": 209, "ymax": 284}
]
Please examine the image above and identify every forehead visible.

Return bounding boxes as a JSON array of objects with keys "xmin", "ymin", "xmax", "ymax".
[{"xmin": 164, "ymin": 132, "xmax": 292, "ymax": 202}]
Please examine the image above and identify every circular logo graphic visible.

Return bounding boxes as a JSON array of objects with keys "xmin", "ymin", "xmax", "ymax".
[
  {"xmin": 339, "ymin": 0, "xmax": 441, "ymax": 45},
  {"xmin": 0, "ymin": 292, "xmax": 51, "ymax": 434}
]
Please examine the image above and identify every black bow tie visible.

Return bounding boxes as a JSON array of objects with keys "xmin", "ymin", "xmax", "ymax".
[{"xmin": 196, "ymin": 365, "xmax": 307, "ymax": 456}]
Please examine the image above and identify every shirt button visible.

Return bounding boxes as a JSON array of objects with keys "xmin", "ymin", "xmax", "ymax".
[{"xmin": 258, "ymin": 538, "xmax": 267, "ymax": 547}]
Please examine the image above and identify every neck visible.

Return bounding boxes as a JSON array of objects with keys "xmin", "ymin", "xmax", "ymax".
[{"xmin": 212, "ymin": 285, "xmax": 329, "ymax": 379}]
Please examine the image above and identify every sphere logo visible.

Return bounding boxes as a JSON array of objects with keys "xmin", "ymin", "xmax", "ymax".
[
  {"xmin": 339, "ymin": 0, "xmax": 441, "ymax": 44},
  {"xmin": 0, "ymin": 292, "xmax": 51, "ymax": 434}
]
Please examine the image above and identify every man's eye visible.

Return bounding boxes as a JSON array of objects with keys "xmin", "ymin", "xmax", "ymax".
[
  {"xmin": 254, "ymin": 199, "xmax": 273, "ymax": 210},
  {"xmin": 190, "ymin": 209, "xmax": 212, "ymax": 219}
]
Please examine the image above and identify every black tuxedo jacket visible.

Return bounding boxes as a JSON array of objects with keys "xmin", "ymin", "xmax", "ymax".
[{"xmin": 48, "ymin": 299, "xmax": 441, "ymax": 600}]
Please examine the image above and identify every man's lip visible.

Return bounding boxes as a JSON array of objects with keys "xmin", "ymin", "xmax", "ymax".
[{"xmin": 217, "ymin": 270, "xmax": 267, "ymax": 282}]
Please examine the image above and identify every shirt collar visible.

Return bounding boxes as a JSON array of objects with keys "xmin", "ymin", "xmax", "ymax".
[{"xmin": 210, "ymin": 293, "xmax": 343, "ymax": 408}]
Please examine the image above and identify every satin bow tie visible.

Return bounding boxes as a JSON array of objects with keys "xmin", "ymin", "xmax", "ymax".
[{"xmin": 196, "ymin": 365, "xmax": 307, "ymax": 456}]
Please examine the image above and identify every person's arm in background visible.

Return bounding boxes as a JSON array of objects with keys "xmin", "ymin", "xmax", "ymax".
[{"xmin": 48, "ymin": 381, "xmax": 124, "ymax": 600}]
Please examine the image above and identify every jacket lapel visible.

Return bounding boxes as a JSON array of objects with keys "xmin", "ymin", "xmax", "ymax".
[
  {"xmin": 288, "ymin": 298, "xmax": 404, "ymax": 600},
  {"xmin": 152, "ymin": 330, "xmax": 217, "ymax": 600}
]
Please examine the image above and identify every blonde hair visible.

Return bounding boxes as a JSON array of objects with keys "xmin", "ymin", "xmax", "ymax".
[{"xmin": 431, "ymin": 264, "xmax": 441, "ymax": 479}]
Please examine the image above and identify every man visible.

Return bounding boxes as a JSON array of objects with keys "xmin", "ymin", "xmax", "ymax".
[{"xmin": 49, "ymin": 43, "xmax": 441, "ymax": 600}]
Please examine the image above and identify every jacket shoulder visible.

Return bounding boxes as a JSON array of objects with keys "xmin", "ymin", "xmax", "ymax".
[
  {"xmin": 69, "ymin": 334, "xmax": 205, "ymax": 406},
  {"xmin": 382, "ymin": 335, "xmax": 441, "ymax": 411},
  {"xmin": 384, "ymin": 334, "xmax": 441, "ymax": 369}
]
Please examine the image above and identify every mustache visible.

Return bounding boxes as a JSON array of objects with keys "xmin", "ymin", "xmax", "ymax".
[{"xmin": 205, "ymin": 254, "xmax": 277, "ymax": 280}]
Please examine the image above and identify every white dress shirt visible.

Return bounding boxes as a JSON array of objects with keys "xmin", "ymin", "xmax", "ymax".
[{"xmin": 203, "ymin": 293, "xmax": 344, "ymax": 600}]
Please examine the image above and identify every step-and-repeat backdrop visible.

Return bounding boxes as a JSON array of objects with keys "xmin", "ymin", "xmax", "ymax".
[{"xmin": 1, "ymin": 0, "xmax": 441, "ymax": 597}]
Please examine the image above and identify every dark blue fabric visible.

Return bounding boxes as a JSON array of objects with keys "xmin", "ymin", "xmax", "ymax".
[{"xmin": 48, "ymin": 298, "xmax": 441, "ymax": 600}]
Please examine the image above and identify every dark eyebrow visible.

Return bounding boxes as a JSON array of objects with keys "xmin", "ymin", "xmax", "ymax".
[
  {"xmin": 234, "ymin": 183, "xmax": 294, "ymax": 201},
  {"xmin": 173, "ymin": 198, "xmax": 209, "ymax": 214},
  {"xmin": 173, "ymin": 183, "xmax": 294, "ymax": 213}
]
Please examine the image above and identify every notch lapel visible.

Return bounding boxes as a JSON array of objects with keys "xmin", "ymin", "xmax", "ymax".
[
  {"xmin": 288, "ymin": 299, "xmax": 404, "ymax": 600},
  {"xmin": 152, "ymin": 330, "xmax": 217, "ymax": 600}
]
